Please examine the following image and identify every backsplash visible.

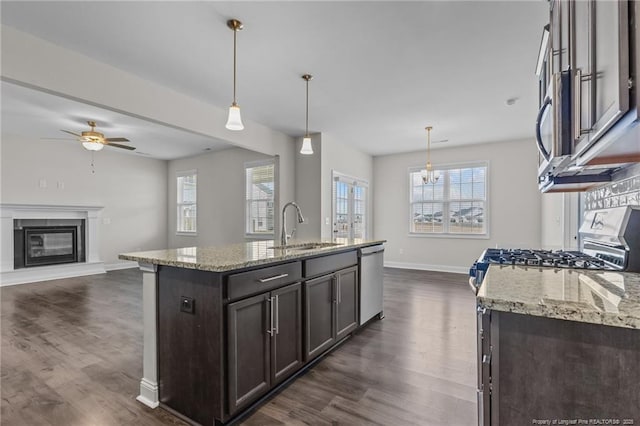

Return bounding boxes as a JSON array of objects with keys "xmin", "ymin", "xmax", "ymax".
[{"xmin": 584, "ymin": 164, "xmax": 640, "ymax": 211}]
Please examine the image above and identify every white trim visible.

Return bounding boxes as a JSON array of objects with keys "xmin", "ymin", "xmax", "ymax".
[
  {"xmin": 175, "ymin": 168, "xmax": 197, "ymax": 177},
  {"xmin": 1, "ymin": 261, "xmax": 106, "ymax": 286},
  {"xmin": 407, "ymin": 232, "xmax": 490, "ymax": 240},
  {"xmin": 384, "ymin": 261, "xmax": 468, "ymax": 275},
  {"xmin": 104, "ymin": 260, "xmax": 138, "ymax": 271},
  {"xmin": 245, "ymin": 158, "xmax": 277, "ymax": 236},
  {"xmin": 137, "ymin": 379, "xmax": 159, "ymax": 409},
  {"xmin": 175, "ymin": 231, "xmax": 197, "ymax": 236}
]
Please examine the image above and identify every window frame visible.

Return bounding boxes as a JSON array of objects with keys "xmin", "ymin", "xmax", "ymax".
[
  {"xmin": 245, "ymin": 158, "xmax": 277, "ymax": 239},
  {"xmin": 408, "ymin": 161, "xmax": 490, "ymax": 239},
  {"xmin": 176, "ymin": 169, "xmax": 198, "ymax": 236}
]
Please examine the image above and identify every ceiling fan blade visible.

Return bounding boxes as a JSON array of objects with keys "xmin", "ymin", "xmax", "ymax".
[
  {"xmin": 106, "ymin": 142, "xmax": 136, "ymax": 151},
  {"xmin": 41, "ymin": 137, "xmax": 76, "ymax": 140},
  {"xmin": 61, "ymin": 130, "xmax": 81, "ymax": 137},
  {"xmin": 105, "ymin": 137, "xmax": 130, "ymax": 142}
]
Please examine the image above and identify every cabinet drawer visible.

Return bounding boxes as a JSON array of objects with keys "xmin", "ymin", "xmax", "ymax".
[
  {"xmin": 227, "ymin": 262, "xmax": 302, "ymax": 301},
  {"xmin": 304, "ymin": 251, "xmax": 357, "ymax": 278}
]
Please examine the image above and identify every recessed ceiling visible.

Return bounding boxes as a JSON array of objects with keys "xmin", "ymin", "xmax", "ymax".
[
  {"xmin": 1, "ymin": 1, "xmax": 548, "ymax": 156},
  {"xmin": 1, "ymin": 81, "xmax": 233, "ymax": 160}
]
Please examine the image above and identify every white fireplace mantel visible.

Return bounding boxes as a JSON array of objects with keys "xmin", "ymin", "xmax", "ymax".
[{"xmin": 1, "ymin": 204, "xmax": 105, "ymax": 286}]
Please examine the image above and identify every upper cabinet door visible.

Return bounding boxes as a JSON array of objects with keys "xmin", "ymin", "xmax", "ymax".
[{"xmin": 573, "ymin": 0, "xmax": 630, "ymax": 157}]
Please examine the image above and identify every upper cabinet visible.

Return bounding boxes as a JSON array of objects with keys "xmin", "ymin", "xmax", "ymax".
[{"xmin": 536, "ymin": 0, "xmax": 640, "ymax": 193}]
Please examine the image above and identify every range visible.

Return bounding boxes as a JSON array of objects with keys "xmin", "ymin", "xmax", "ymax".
[{"xmin": 469, "ymin": 205, "xmax": 640, "ymax": 292}]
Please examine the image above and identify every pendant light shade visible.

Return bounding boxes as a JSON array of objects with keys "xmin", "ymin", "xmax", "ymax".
[
  {"xmin": 225, "ymin": 19, "xmax": 244, "ymax": 131},
  {"xmin": 225, "ymin": 104, "xmax": 244, "ymax": 131},
  {"xmin": 422, "ymin": 126, "xmax": 440, "ymax": 184},
  {"xmin": 300, "ymin": 74, "xmax": 314, "ymax": 155},
  {"xmin": 300, "ymin": 137, "xmax": 313, "ymax": 155}
]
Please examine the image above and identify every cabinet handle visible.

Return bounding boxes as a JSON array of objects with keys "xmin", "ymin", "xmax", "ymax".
[
  {"xmin": 274, "ymin": 295, "xmax": 279, "ymax": 335},
  {"xmin": 482, "ymin": 353, "xmax": 491, "ymax": 364},
  {"xmin": 337, "ymin": 280, "xmax": 341, "ymax": 304},
  {"xmin": 574, "ymin": 68, "xmax": 593, "ymax": 140},
  {"xmin": 266, "ymin": 297, "xmax": 274, "ymax": 336},
  {"xmin": 258, "ymin": 273, "xmax": 288, "ymax": 283},
  {"xmin": 333, "ymin": 277, "xmax": 338, "ymax": 304}
]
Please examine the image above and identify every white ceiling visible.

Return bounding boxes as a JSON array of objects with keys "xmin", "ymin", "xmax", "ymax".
[{"xmin": 1, "ymin": 1, "xmax": 549, "ymax": 157}]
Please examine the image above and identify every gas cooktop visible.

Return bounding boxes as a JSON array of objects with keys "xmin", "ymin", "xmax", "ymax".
[{"xmin": 481, "ymin": 248, "xmax": 614, "ymax": 270}]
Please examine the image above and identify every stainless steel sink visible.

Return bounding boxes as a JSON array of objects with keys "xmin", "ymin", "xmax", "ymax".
[{"xmin": 269, "ymin": 242, "xmax": 341, "ymax": 251}]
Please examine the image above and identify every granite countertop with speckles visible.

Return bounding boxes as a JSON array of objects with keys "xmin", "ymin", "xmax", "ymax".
[
  {"xmin": 477, "ymin": 265, "xmax": 640, "ymax": 329},
  {"xmin": 119, "ymin": 239, "xmax": 385, "ymax": 273}
]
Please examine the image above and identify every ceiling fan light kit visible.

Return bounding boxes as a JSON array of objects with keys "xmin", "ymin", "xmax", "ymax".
[
  {"xmin": 225, "ymin": 19, "xmax": 244, "ymax": 131},
  {"xmin": 60, "ymin": 121, "xmax": 135, "ymax": 152}
]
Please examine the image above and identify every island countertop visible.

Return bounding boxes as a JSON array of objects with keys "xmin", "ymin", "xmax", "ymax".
[
  {"xmin": 477, "ymin": 264, "xmax": 640, "ymax": 329},
  {"xmin": 119, "ymin": 239, "xmax": 386, "ymax": 273}
]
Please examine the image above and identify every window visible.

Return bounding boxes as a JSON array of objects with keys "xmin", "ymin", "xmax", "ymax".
[
  {"xmin": 409, "ymin": 163, "xmax": 487, "ymax": 236},
  {"xmin": 246, "ymin": 160, "xmax": 275, "ymax": 235},
  {"xmin": 177, "ymin": 170, "xmax": 197, "ymax": 234},
  {"xmin": 332, "ymin": 172, "xmax": 368, "ymax": 241}
]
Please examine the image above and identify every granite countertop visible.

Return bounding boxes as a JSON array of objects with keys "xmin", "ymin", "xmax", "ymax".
[
  {"xmin": 477, "ymin": 265, "xmax": 640, "ymax": 329},
  {"xmin": 119, "ymin": 239, "xmax": 385, "ymax": 273}
]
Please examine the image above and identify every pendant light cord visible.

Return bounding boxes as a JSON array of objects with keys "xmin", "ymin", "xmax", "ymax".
[
  {"xmin": 305, "ymin": 79, "xmax": 309, "ymax": 137},
  {"xmin": 233, "ymin": 29, "xmax": 237, "ymax": 105}
]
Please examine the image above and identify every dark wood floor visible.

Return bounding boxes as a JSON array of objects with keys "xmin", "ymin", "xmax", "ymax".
[{"xmin": 1, "ymin": 268, "xmax": 477, "ymax": 425}]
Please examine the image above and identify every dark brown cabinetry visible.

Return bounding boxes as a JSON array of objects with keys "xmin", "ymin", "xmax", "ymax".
[
  {"xmin": 477, "ymin": 309, "xmax": 640, "ymax": 425},
  {"xmin": 227, "ymin": 282, "xmax": 302, "ymax": 414},
  {"xmin": 157, "ymin": 248, "xmax": 369, "ymax": 425},
  {"xmin": 304, "ymin": 266, "xmax": 358, "ymax": 361}
]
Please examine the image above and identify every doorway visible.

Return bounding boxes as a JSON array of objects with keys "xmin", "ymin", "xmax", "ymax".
[{"xmin": 332, "ymin": 171, "xmax": 368, "ymax": 241}]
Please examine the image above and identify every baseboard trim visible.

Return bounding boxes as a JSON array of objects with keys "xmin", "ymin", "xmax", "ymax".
[
  {"xmin": 384, "ymin": 261, "xmax": 468, "ymax": 274},
  {"xmin": 0, "ymin": 261, "xmax": 106, "ymax": 286},
  {"xmin": 137, "ymin": 378, "xmax": 159, "ymax": 409},
  {"xmin": 105, "ymin": 261, "xmax": 138, "ymax": 271}
]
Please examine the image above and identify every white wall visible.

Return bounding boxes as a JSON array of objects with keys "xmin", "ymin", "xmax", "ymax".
[
  {"xmin": 0, "ymin": 133, "xmax": 168, "ymax": 268},
  {"xmin": 294, "ymin": 134, "xmax": 323, "ymax": 240},
  {"xmin": 294, "ymin": 133, "xmax": 374, "ymax": 241},
  {"xmin": 167, "ymin": 147, "xmax": 276, "ymax": 248},
  {"xmin": 373, "ymin": 138, "xmax": 542, "ymax": 272}
]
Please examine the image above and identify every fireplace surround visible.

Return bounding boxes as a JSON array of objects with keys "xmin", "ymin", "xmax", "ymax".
[{"xmin": 1, "ymin": 204, "xmax": 104, "ymax": 286}]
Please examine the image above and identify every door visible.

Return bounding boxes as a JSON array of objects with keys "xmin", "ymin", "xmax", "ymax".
[
  {"xmin": 271, "ymin": 283, "xmax": 303, "ymax": 385},
  {"xmin": 335, "ymin": 266, "xmax": 359, "ymax": 340},
  {"xmin": 332, "ymin": 172, "xmax": 368, "ymax": 241},
  {"xmin": 227, "ymin": 293, "xmax": 271, "ymax": 414},
  {"xmin": 304, "ymin": 274, "xmax": 336, "ymax": 361}
]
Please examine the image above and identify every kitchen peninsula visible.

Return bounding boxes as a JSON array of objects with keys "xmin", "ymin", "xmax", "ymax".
[
  {"xmin": 119, "ymin": 239, "xmax": 385, "ymax": 425},
  {"xmin": 476, "ymin": 265, "xmax": 640, "ymax": 425}
]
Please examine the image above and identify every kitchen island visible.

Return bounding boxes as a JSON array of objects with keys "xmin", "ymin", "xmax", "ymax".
[
  {"xmin": 119, "ymin": 239, "xmax": 385, "ymax": 425},
  {"xmin": 476, "ymin": 265, "xmax": 640, "ymax": 425}
]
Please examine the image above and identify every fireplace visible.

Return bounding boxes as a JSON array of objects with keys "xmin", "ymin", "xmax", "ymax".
[
  {"xmin": 25, "ymin": 227, "xmax": 78, "ymax": 267},
  {"xmin": 14, "ymin": 221, "xmax": 86, "ymax": 269}
]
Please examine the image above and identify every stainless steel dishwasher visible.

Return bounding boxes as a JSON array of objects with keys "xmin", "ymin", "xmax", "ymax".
[{"xmin": 358, "ymin": 244, "xmax": 385, "ymax": 324}]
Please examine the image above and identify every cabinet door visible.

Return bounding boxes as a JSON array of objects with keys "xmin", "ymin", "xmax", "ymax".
[
  {"xmin": 304, "ymin": 274, "xmax": 336, "ymax": 361},
  {"xmin": 271, "ymin": 283, "xmax": 303, "ymax": 385},
  {"xmin": 551, "ymin": 0, "xmax": 570, "ymax": 74},
  {"xmin": 335, "ymin": 266, "xmax": 359, "ymax": 341},
  {"xmin": 227, "ymin": 293, "xmax": 271, "ymax": 414},
  {"xmin": 591, "ymin": 0, "xmax": 629, "ymax": 141}
]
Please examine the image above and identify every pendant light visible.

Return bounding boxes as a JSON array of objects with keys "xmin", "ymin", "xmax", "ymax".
[
  {"xmin": 422, "ymin": 126, "xmax": 440, "ymax": 184},
  {"xmin": 225, "ymin": 19, "xmax": 244, "ymax": 131},
  {"xmin": 300, "ymin": 74, "xmax": 314, "ymax": 155}
]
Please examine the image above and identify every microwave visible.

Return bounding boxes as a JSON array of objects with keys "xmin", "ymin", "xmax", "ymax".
[{"xmin": 536, "ymin": 70, "xmax": 573, "ymax": 177}]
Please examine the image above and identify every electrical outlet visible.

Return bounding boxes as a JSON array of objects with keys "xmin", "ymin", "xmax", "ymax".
[
  {"xmin": 57, "ymin": 181, "xmax": 65, "ymax": 189},
  {"xmin": 399, "ymin": 248, "xmax": 404, "ymax": 255},
  {"xmin": 180, "ymin": 296, "xmax": 195, "ymax": 314},
  {"xmin": 102, "ymin": 217, "xmax": 111, "ymax": 225},
  {"xmin": 325, "ymin": 217, "xmax": 330, "ymax": 225},
  {"xmin": 38, "ymin": 178, "xmax": 47, "ymax": 188}
]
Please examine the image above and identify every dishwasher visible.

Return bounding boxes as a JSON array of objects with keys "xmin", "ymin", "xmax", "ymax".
[{"xmin": 358, "ymin": 244, "xmax": 385, "ymax": 324}]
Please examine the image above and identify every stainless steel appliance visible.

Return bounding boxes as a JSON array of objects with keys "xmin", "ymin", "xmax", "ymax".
[
  {"xmin": 358, "ymin": 244, "xmax": 384, "ymax": 324},
  {"xmin": 469, "ymin": 205, "xmax": 640, "ymax": 292}
]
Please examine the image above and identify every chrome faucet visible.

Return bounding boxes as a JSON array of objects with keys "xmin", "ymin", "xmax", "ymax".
[{"xmin": 281, "ymin": 202, "xmax": 305, "ymax": 246}]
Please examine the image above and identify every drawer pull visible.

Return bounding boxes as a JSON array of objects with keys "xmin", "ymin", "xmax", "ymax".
[{"xmin": 258, "ymin": 273, "xmax": 289, "ymax": 283}]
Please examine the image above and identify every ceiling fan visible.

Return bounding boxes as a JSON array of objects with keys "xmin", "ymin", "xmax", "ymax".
[{"xmin": 59, "ymin": 121, "xmax": 135, "ymax": 152}]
